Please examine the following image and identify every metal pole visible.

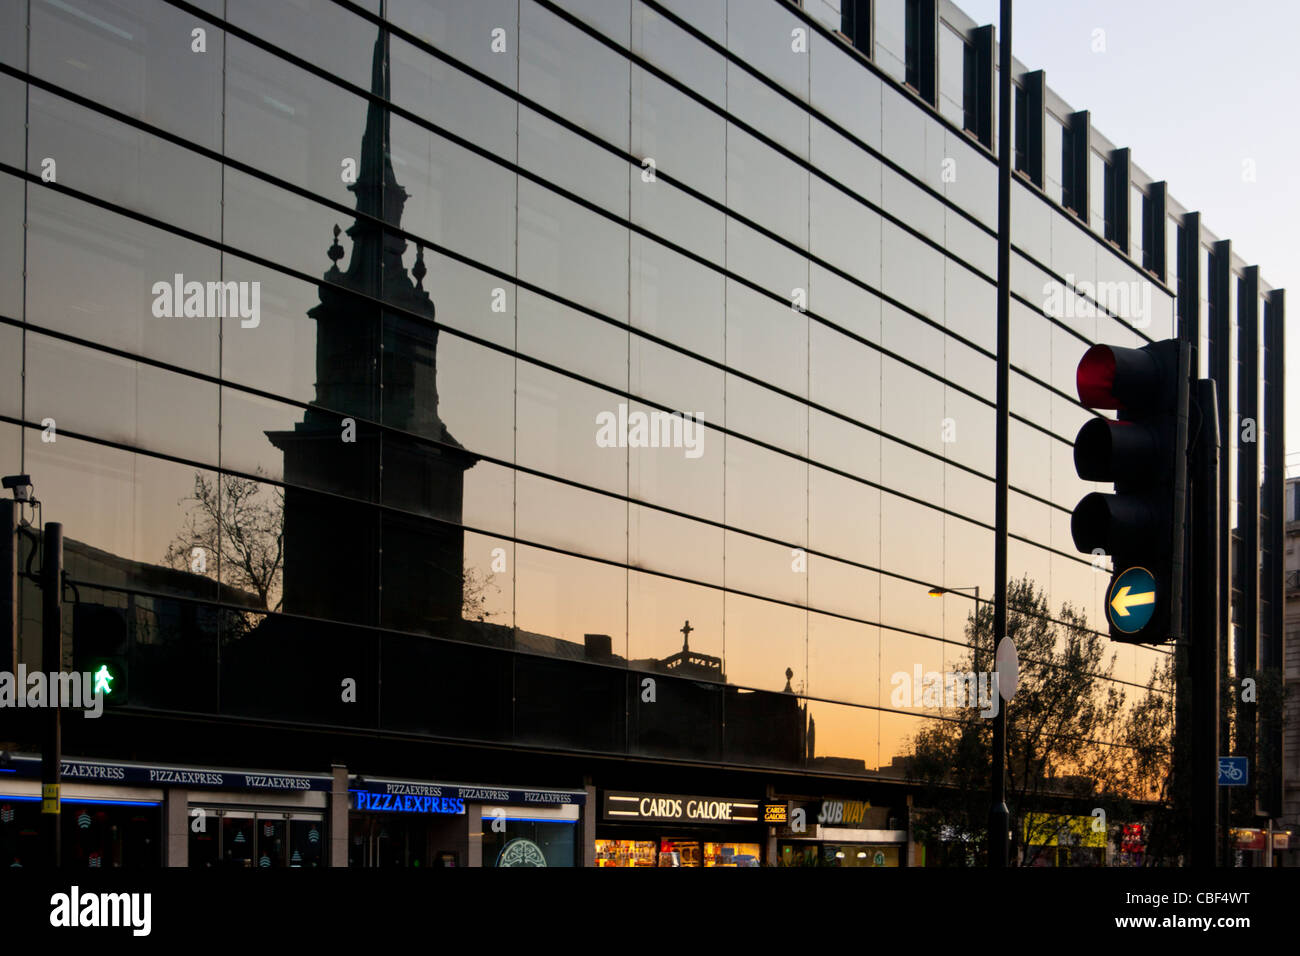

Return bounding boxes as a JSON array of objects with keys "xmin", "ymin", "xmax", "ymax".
[
  {"xmin": 41, "ymin": 521, "xmax": 62, "ymax": 868},
  {"xmin": 1190, "ymin": 381, "xmax": 1219, "ymax": 867},
  {"xmin": 2, "ymin": 499, "xmax": 15, "ymax": 676},
  {"xmin": 988, "ymin": 0, "xmax": 1013, "ymax": 869}
]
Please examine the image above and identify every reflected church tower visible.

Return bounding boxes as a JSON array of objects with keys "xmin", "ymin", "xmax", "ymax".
[{"xmin": 268, "ymin": 27, "xmax": 477, "ymax": 632}]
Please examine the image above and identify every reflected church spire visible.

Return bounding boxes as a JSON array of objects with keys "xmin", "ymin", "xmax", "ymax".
[{"xmin": 269, "ymin": 23, "xmax": 476, "ymax": 630}]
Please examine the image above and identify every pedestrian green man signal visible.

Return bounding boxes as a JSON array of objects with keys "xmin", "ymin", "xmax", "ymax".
[
  {"xmin": 92, "ymin": 665, "xmax": 114, "ymax": 696},
  {"xmin": 81, "ymin": 657, "xmax": 127, "ymax": 704}
]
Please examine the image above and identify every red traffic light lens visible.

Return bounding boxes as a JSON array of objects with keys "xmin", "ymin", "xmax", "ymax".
[{"xmin": 1077, "ymin": 345, "xmax": 1120, "ymax": 409}]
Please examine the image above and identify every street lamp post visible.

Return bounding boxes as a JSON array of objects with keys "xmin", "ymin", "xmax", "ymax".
[
  {"xmin": 927, "ymin": 585, "xmax": 980, "ymax": 605},
  {"xmin": 927, "ymin": 586, "xmax": 984, "ymax": 663},
  {"xmin": 929, "ymin": 581, "xmax": 1008, "ymax": 865},
  {"xmin": 990, "ymin": 0, "xmax": 1014, "ymax": 870},
  {"xmin": 41, "ymin": 522, "xmax": 63, "ymax": 868}
]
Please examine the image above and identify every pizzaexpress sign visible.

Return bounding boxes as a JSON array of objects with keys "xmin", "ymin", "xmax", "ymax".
[
  {"xmin": 5, "ymin": 755, "xmax": 331, "ymax": 792},
  {"xmin": 351, "ymin": 780, "xmax": 587, "ymax": 814},
  {"xmin": 603, "ymin": 791, "xmax": 761, "ymax": 824}
]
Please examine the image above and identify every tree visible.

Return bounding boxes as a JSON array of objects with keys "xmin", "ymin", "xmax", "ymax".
[
  {"xmin": 164, "ymin": 471, "xmax": 285, "ymax": 611},
  {"xmin": 1111, "ymin": 652, "xmax": 1180, "ymax": 864},
  {"xmin": 905, "ymin": 574, "xmax": 1173, "ymax": 866},
  {"xmin": 165, "ymin": 469, "xmax": 500, "ymax": 623},
  {"xmin": 461, "ymin": 563, "xmax": 501, "ymax": 623}
]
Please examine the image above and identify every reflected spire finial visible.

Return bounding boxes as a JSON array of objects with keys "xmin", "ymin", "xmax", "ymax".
[
  {"xmin": 348, "ymin": 24, "xmax": 406, "ymax": 224},
  {"xmin": 326, "ymin": 224, "xmax": 344, "ymax": 272},
  {"xmin": 412, "ymin": 241, "xmax": 426, "ymax": 290}
]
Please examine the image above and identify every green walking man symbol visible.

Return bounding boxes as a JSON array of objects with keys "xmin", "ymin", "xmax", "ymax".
[{"xmin": 92, "ymin": 665, "xmax": 113, "ymax": 696}]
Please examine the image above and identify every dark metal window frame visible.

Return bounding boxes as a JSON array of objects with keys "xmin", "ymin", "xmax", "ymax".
[
  {"xmin": 1061, "ymin": 110, "xmax": 1089, "ymax": 222},
  {"xmin": 1101, "ymin": 153, "xmax": 1116, "ymax": 243},
  {"xmin": 903, "ymin": 0, "xmax": 935, "ymax": 104},
  {"xmin": 840, "ymin": 0, "xmax": 871, "ymax": 52},
  {"xmin": 960, "ymin": 31, "xmax": 977, "ymax": 136}
]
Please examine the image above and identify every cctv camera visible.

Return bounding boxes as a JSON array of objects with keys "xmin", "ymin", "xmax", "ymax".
[{"xmin": 1, "ymin": 475, "xmax": 32, "ymax": 501}]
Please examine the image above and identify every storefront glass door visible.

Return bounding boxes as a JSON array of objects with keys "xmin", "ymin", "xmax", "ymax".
[
  {"xmin": 289, "ymin": 815, "xmax": 324, "ymax": 867},
  {"xmin": 189, "ymin": 809, "xmax": 323, "ymax": 867}
]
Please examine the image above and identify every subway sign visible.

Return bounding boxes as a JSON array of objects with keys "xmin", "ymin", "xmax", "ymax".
[
  {"xmin": 603, "ymin": 791, "xmax": 760, "ymax": 824},
  {"xmin": 818, "ymin": 800, "xmax": 872, "ymax": 826}
]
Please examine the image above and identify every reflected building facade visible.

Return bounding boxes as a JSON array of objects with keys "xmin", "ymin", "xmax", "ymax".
[{"xmin": 0, "ymin": 0, "xmax": 1284, "ymax": 867}]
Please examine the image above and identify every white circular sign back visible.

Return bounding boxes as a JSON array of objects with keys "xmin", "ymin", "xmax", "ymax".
[{"xmin": 995, "ymin": 637, "xmax": 1019, "ymax": 701}]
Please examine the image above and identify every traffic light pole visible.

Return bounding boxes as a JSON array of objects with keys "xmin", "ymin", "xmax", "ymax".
[
  {"xmin": 2, "ymin": 499, "xmax": 15, "ymax": 676},
  {"xmin": 988, "ymin": 0, "xmax": 1013, "ymax": 869},
  {"xmin": 1189, "ymin": 382, "xmax": 1219, "ymax": 867},
  {"xmin": 41, "ymin": 522, "xmax": 62, "ymax": 868}
]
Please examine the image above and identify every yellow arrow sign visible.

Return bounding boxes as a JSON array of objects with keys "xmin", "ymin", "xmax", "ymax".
[{"xmin": 1110, "ymin": 585, "xmax": 1156, "ymax": 617}]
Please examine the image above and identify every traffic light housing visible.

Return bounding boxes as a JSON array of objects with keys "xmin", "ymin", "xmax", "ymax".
[
  {"xmin": 72, "ymin": 604, "xmax": 129, "ymax": 705},
  {"xmin": 1071, "ymin": 339, "xmax": 1189, "ymax": 644}
]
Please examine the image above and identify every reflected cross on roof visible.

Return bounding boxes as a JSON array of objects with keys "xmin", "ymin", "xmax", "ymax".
[{"xmin": 661, "ymin": 619, "xmax": 723, "ymax": 680}]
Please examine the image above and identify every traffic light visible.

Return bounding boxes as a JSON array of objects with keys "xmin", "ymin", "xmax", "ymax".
[
  {"xmin": 1071, "ymin": 339, "xmax": 1189, "ymax": 644},
  {"xmin": 72, "ymin": 604, "xmax": 129, "ymax": 705}
]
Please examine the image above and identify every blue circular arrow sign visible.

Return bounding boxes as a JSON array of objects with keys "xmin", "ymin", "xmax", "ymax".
[{"xmin": 1108, "ymin": 566, "xmax": 1158, "ymax": 634}]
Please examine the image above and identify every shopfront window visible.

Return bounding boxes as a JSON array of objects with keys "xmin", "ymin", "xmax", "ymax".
[
  {"xmin": 289, "ymin": 817, "xmax": 326, "ymax": 867},
  {"xmin": 482, "ymin": 818, "xmax": 577, "ymax": 868},
  {"xmin": 0, "ymin": 799, "xmax": 40, "ymax": 868},
  {"xmin": 659, "ymin": 838, "xmax": 701, "ymax": 867},
  {"xmin": 257, "ymin": 817, "xmax": 287, "ymax": 868},
  {"xmin": 66, "ymin": 802, "xmax": 160, "ymax": 868},
  {"xmin": 348, "ymin": 811, "xmax": 463, "ymax": 867},
  {"xmin": 778, "ymin": 841, "xmax": 900, "ymax": 867},
  {"xmin": 222, "ymin": 814, "xmax": 254, "ymax": 867},
  {"xmin": 779, "ymin": 843, "xmax": 820, "ymax": 867},
  {"xmin": 0, "ymin": 798, "xmax": 161, "ymax": 868},
  {"xmin": 595, "ymin": 839, "xmax": 658, "ymax": 867},
  {"xmin": 594, "ymin": 837, "xmax": 761, "ymax": 867},
  {"xmin": 704, "ymin": 842, "xmax": 761, "ymax": 867},
  {"xmin": 823, "ymin": 844, "xmax": 900, "ymax": 866}
]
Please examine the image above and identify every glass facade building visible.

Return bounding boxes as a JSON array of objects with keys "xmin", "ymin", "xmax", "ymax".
[{"xmin": 0, "ymin": 0, "xmax": 1284, "ymax": 866}]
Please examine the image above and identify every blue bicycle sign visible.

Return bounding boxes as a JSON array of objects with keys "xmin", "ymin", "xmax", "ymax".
[{"xmin": 1218, "ymin": 757, "xmax": 1248, "ymax": 787}]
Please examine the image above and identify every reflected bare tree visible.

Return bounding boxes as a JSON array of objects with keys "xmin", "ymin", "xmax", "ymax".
[
  {"xmin": 164, "ymin": 471, "xmax": 285, "ymax": 611},
  {"xmin": 165, "ymin": 469, "xmax": 499, "ymax": 625},
  {"xmin": 461, "ymin": 564, "xmax": 501, "ymax": 623}
]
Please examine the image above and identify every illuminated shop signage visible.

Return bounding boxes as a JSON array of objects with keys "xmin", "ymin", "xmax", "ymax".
[
  {"xmin": 818, "ymin": 800, "xmax": 872, "ymax": 826},
  {"xmin": 1232, "ymin": 828, "xmax": 1266, "ymax": 851},
  {"xmin": 763, "ymin": 802, "xmax": 789, "ymax": 824},
  {"xmin": 3, "ymin": 755, "xmax": 332, "ymax": 792},
  {"xmin": 1121, "ymin": 823, "xmax": 1145, "ymax": 854},
  {"xmin": 355, "ymin": 780, "xmax": 587, "ymax": 807},
  {"xmin": 352, "ymin": 791, "xmax": 466, "ymax": 815},
  {"xmin": 603, "ymin": 792, "xmax": 760, "ymax": 824}
]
